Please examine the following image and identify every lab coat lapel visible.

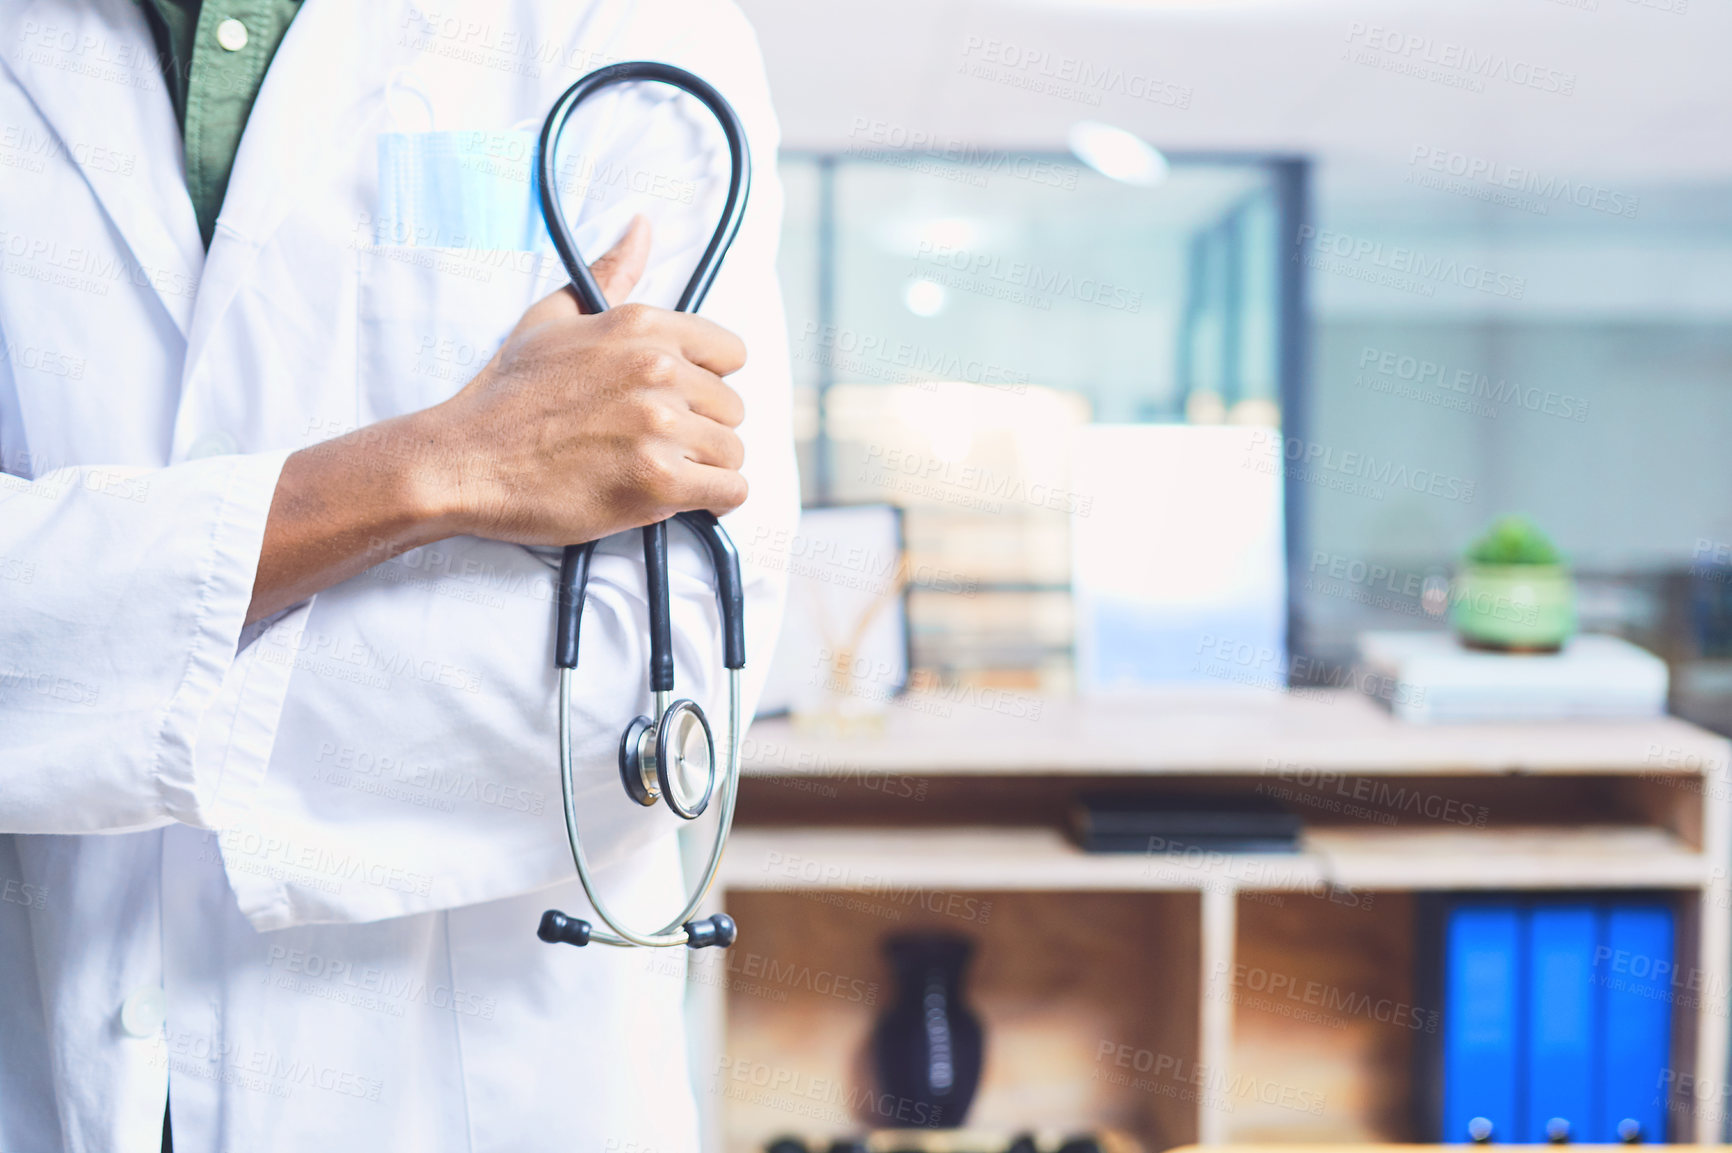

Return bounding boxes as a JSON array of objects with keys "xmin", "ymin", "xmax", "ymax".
[
  {"xmin": 187, "ymin": 0, "xmax": 375, "ymax": 357},
  {"xmin": 0, "ymin": 0, "xmax": 203, "ymax": 339}
]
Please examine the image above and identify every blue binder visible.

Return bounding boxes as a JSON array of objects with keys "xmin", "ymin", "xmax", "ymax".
[
  {"xmin": 1524, "ymin": 906, "xmax": 1598, "ymax": 1142},
  {"xmin": 1598, "ymin": 906, "xmax": 1673, "ymax": 1143},
  {"xmin": 1442, "ymin": 905, "xmax": 1523, "ymax": 1142},
  {"xmin": 1436, "ymin": 898, "xmax": 1675, "ymax": 1143}
]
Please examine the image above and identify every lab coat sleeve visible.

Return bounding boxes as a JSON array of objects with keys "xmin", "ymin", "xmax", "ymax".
[
  {"xmin": 215, "ymin": 0, "xmax": 799, "ymax": 930},
  {"xmin": 0, "ymin": 448, "xmax": 292, "ymax": 833}
]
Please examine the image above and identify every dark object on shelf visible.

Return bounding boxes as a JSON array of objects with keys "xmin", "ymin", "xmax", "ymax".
[
  {"xmin": 1069, "ymin": 793, "xmax": 1301, "ymax": 854},
  {"xmin": 1056, "ymin": 1138, "xmax": 1104, "ymax": 1153},
  {"xmin": 825, "ymin": 1142, "xmax": 870, "ymax": 1153},
  {"xmin": 1005, "ymin": 1133, "xmax": 1040, "ymax": 1153},
  {"xmin": 765, "ymin": 1139, "xmax": 808, "ymax": 1153},
  {"xmin": 871, "ymin": 933, "xmax": 984, "ymax": 1129}
]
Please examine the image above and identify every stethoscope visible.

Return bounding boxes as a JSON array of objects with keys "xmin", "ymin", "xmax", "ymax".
[{"xmin": 531, "ymin": 62, "xmax": 750, "ymax": 953}]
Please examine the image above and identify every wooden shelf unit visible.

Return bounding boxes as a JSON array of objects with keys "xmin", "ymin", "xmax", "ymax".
[{"xmin": 703, "ymin": 690, "xmax": 1732, "ymax": 1152}]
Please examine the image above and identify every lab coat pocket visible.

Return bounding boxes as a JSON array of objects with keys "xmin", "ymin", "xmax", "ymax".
[{"xmin": 354, "ymin": 244, "xmax": 567, "ymax": 426}]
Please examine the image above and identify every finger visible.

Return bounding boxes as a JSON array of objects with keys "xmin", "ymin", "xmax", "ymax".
[
  {"xmin": 657, "ymin": 311, "xmax": 748, "ymax": 377},
  {"xmin": 668, "ymin": 361, "xmax": 746, "ymax": 428},
  {"xmin": 588, "ymin": 214, "xmax": 651, "ymax": 309},
  {"xmin": 673, "ymin": 412, "xmax": 745, "ymax": 471},
  {"xmin": 516, "ymin": 213, "xmax": 649, "ymax": 329},
  {"xmin": 519, "ymin": 284, "xmax": 580, "ymax": 331},
  {"xmin": 668, "ymin": 460, "xmax": 749, "ymax": 517}
]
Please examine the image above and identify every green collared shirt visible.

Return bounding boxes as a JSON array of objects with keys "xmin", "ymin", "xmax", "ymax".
[{"xmin": 138, "ymin": 0, "xmax": 303, "ymax": 248}]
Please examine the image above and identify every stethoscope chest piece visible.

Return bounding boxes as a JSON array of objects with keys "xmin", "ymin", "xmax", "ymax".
[{"xmin": 618, "ymin": 698, "xmax": 716, "ymax": 820}]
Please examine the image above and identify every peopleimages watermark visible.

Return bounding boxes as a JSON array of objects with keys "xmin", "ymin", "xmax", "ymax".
[
  {"xmin": 0, "ymin": 330, "xmax": 87, "ymax": 381},
  {"xmin": 745, "ymin": 521, "xmax": 976, "ymax": 598},
  {"xmin": 741, "ymin": 735, "xmax": 931, "ymax": 803},
  {"xmin": 1302, "ymin": 549, "xmax": 1449, "ymax": 621},
  {"xmin": 208, "ymin": 827, "xmax": 436, "ymax": 899},
  {"xmin": 845, "ymin": 118, "xmax": 1080, "ymax": 191},
  {"xmin": 1342, "ymin": 23, "xmax": 1577, "ymax": 96},
  {"xmin": 0, "ymin": 223, "xmax": 200, "ymax": 301},
  {"xmin": 1406, "ymin": 145, "xmax": 1638, "ymax": 220},
  {"xmin": 956, "ymin": 37, "xmax": 1193, "ymax": 110},
  {"xmin": 1258, "ymin": 758, "xmax": 1490, "ymax": 828},
  {"xmin": 0, "ymin": 120, "xmax": 139, "ymax": 179},
  {"xmin": 808, "ymin": 649, "xmax": 1046, "ymax": 723},
  {"xmin": 1192, "ymin": 632, "xmax": 1424, "ymax": 710},
  {"xmin": 396, "ymin": 8, "xmax": 621, "ymax": 80},
  {"xmin": 148, "ymin": 1030, "xmax": 385, "ymax": 1103},
  {"xmin": 760, "ymin": 850, "xmax": 995, "ymax": 925},
  {"xmin": 1691, "ymin": 539, "xmax": 1732, "ymax": 585},
  {"xmin": 649, "ymin": 947, "xmax": 881, "ymax": 1006},
  {"xmin": 713, "ymin": 1056, "xmax": 948, "ymax": 1127},
  {"xmin": 1294, "ymin": 225, "xmax": 1526, "ymax": 300},
  {"xmin": 1142, "ymin": 834, "xmax": 1375, "ymax": 911},
  {"xmin": 310, "ymin": 740, "xmax": 548, "ymax": 817},
  {"xmin": 796, "ymin": 320, "xmax": 1029, "ymax": 395},
  {"xmin": 1213, "ymin": 961, "xmax": 1441, "ymax": 1034},
  {"xmin": 1244, "ymin": 428, "xmax": 1476, "ymax": 505},
  {"xmin": 1658, "ymin": 1068, "xmax": 1729, "ymax": 1123},
  {"xmin": 1094, "ymin": 1042, "xmax": 1326, "ymax": 1116},
  {"xmin": 1304, "ymin": 550, "xmax": 1540, "ymax": 627},
  {"xmin": 1592, "ymin": 945, "xmax": 1731, "ymax": 1017},
  {"xmin": 912, "ymin": 241, "xmax": 1143, "ymax": 314},
  {"xmin": 859, "ymin": 442, "xmax": 1092, "ymax": 517},
  {"xmin": 1, "ymin": 876, "xmax": 48, "ymax": 911},
  {"xmin": 264, "ymin": 945, "xmax": 499, "ymax": 1020},
  {"xmin": 1355, "ymin": 345, "xmax": 1589, "ymax": 423}
]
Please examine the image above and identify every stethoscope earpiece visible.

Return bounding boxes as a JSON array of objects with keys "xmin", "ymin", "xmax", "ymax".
[
  {"xmin": 537, "ymin": 63, "xmax": 751, "ymax": 952},
  {"xmin": 539, "ymin": 910, "xmax": 737, "ymax": 951}
]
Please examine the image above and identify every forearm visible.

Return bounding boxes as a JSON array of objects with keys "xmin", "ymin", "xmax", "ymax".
[{"xmin": 247, "ymin": 410, "xmax": 465, "ymax": 624}]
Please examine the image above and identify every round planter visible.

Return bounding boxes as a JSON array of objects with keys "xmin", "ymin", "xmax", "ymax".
[{"xmin": 1450, "ymin": 563, "xmax": 1575, "ymax": 651}]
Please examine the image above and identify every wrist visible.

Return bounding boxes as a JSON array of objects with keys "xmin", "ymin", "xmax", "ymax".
[{"xmin": 379, "ymin": 405, "xmax": 482, "ymax": 543}]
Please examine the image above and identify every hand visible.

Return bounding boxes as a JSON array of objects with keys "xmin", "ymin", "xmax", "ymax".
[
  {"xmin": 246, "ymin": 217, "xmax": 749, "ymax": 624},
  {"xmin": 427, "ymin": 215, "xmax": 749, "ymax": 546}
]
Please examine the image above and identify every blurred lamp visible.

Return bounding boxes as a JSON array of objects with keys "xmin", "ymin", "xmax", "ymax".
[
  {"xmin": 904, "ymin": 278, "xmax": 947, "ymax": 317},
  {"xmin": 1067, "ymin": 120, "xmax": 1168, "ymax": 187}
]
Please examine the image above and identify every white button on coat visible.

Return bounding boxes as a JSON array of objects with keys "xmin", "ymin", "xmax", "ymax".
[
  {"xmin": 119, "ymin": 986, "xmax": 166, "ymax": 1038},
  {"xmin": 215, "ymin": 17, "xmax": 248, "ymax": 51},
  {"xmin": 0, "ymin": 0, "xmax": 797, "ymax": 1150}
]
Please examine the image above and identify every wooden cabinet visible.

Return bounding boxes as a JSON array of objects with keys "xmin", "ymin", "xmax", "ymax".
[{"xmin": 695, "ymin": 690, "xmax": 1731, "ymax": 1152}]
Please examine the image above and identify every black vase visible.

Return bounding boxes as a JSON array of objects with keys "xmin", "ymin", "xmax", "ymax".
[{"xmin": 870, "ymin": 933, "xmax": 984, "ymax": 1129}]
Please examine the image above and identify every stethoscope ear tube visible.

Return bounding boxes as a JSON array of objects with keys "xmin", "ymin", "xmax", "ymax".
[
  {"xmin": 554, "ymin": 541, "xmax": 597, "ymax": 671},
  {"xmin": 536, "ymin": 60, "xmax": 752, "ymax": 317},
  {"xmin": 674, "ymin": 511, "xmax": 745, "ymax": 670}
]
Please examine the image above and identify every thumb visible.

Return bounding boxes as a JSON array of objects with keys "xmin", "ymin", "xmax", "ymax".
[{"xmin": 586, "ymin": 214, "xmax": 651, "ymax": 309}]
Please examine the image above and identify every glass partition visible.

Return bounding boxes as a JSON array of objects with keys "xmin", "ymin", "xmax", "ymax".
[{"xmin": 776, "ymin": 151, "xmax": 1295, "ymax": 691}]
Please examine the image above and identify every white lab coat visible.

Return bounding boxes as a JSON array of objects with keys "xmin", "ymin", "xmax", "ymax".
[{"xmin": 0, "ymin": 0, "xmax": 796, "ymax": 1149}]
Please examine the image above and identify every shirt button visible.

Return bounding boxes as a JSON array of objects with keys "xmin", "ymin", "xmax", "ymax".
[
  {"xmin": 215, "ymin": 18, "xmax": 249, "ymax": 52},
  {"xmin": 188, "ymin": 430, "xmax": 238, "ymax": 459},
  {"xmin": 119, "ymin": 986, "xmax": 167, "ymax": 1038}
]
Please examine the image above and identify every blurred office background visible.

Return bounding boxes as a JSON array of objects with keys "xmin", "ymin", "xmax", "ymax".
[
  {"xmin": 737, "ymin": 0, "xmax": 1732, "ymax": 729},
  {"xmin": 695, "ymin": 4, "xmax": 1732, "ymax": 1150}
]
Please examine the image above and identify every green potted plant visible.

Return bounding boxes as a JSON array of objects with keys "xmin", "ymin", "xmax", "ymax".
[{"xmin": 1451, "ymin": 516, "xmax": 1576, "ymax": 651}]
